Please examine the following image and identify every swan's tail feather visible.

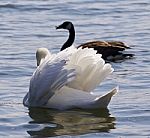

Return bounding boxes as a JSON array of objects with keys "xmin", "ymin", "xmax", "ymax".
[
  {"xmin": 66, "ymin": 48, "xmax": 114, "ymax": 92},
  {"xmin": 93, "ymin": 86, "xmax": 119, "ymax": 108}
]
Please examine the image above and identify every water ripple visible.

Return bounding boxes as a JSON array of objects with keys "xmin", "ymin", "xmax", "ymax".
[{"xmin": 0, "ymin": 0, "xmax": 150, "ymax": 137}]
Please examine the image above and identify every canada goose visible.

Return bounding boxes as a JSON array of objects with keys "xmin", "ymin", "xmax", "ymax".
[
  {"xmin": 23, "ymin": 46, "xmax": 118, "ymax": 110},
  {"xmin": 56, "ymin": 21, "xmax": 134, "ymax": 61}
]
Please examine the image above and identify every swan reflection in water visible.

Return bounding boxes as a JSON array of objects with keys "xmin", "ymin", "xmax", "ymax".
[{"xmin": 27, "ymin": 108, "xmax": 116, "ymax": 137}]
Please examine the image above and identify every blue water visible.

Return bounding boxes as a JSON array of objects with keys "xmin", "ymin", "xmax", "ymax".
[{"xmin": 0, "ymin": 0, "xmax": 150, "ymax": 137}]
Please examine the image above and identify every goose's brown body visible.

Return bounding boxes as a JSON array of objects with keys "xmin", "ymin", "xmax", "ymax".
[{"xmin": 78, "ymin": 40, "xmax": 133, "ymax": 60}]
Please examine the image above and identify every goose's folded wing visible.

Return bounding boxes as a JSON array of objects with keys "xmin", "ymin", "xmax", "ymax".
[{"xmin": 24, "ymin": 55, "xmax": 76, "ymax": 107}]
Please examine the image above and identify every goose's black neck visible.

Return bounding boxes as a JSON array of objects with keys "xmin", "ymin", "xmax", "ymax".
[{"xmin": 60, "ymin": 26, "xmax": 75, "ymax": 51}]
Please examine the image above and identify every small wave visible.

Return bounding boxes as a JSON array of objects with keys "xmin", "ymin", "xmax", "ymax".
[
  {"xmin": 0, "ymin": 102, "xmax": 22, "ymax": 106},
  {"xmin": 0, "ymin": 3, "xmax": 51, "ymax": 12},
  {"xmin": 0, "ymin": 3, "xmax": 19, "ymax": 9}
]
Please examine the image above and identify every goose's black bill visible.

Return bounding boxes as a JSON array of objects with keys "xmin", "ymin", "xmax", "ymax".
[{"xmin": 56, "ymin": 25, "xmax": 62, "ymax": 29}]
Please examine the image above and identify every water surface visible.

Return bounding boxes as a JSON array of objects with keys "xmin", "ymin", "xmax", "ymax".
[{"xmin": 0, "ymin": 0, "xmax": 150, "ymax": 137}]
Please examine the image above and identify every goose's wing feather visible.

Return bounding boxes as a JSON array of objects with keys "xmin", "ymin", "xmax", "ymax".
[
  {"xmin": 78, "ymin": 40, "xmax": 130, "ymax": 50},
  {"xmin": 106, "ymin": 41, "xmax": 130, "ymax": 49},
  {"xmin": 24, "ymin": 53, "xmax": 76, "ymax": 107},
  {"xmin": 78, "ymin": 41, "xmax": 112, "ymax": 49}
]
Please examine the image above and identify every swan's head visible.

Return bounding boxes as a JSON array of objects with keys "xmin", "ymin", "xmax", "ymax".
[
  {"xmin": 36, "ymin": 48, "xmax": 51, "ymax": 66},
  {"xmin": 56, "ymin": 21, "xmax": 73, "ymax": 31}
]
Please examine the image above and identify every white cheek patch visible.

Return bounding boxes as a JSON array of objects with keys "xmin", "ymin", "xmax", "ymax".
[{"xmin": 66, "ymin": 23, "xmax": 72, "ymax": 30}]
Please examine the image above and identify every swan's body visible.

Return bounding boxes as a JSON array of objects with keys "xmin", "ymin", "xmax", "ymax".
[
  {"xmin": 23, "ymin": 47, "xmax": 118, "ymax": 110},
  {"xmin": 56, "ymin": 21, "xmax": 134, "ymax": 61}
]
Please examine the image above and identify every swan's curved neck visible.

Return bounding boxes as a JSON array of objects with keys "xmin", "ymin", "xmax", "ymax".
[{"xmin": 60, "ymin": 26, "xmax": 75, "ymax": 51}]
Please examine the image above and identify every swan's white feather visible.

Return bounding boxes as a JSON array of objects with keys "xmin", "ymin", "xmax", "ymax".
[
  {"xmin": 24, "ymin": 46, "xmax": 117, "ymax": 109},
  {"xmin": 47, "ymin": 86, "xmax": 118, "ymax": 110},
  {"xmin": 24, "ymin": 51, "xmax": 76, "ymax": 107},
  {"xmin": 66, "ymin": 47, "xmax": 113, "ymax": 92}
]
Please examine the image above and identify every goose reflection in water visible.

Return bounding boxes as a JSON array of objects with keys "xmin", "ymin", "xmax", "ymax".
[{"xmin": 26, "ymin": 108, "xmax": 116, "ymax": 137}]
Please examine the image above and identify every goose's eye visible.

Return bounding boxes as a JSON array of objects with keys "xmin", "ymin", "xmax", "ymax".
[{"xmin": 65, "ymin": 23, "xmax": 72, "ymax": 30}]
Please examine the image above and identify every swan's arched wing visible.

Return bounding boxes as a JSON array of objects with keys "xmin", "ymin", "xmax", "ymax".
[
  {"xmin": 66, "ymin": 48, "xmax": 114, "ymax": 92},
  {"xmin": 25, "ymin": 54, "xmax": 76, "ymax": 107}
]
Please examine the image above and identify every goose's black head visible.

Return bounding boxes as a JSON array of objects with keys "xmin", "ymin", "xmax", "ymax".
[
  {"xmin": 56, "ymin": 21, "xmax": 75, "ymax": 51},
  {"xmin": 56, "ymin": 21, "xmax": 73, "ymax": 31}
]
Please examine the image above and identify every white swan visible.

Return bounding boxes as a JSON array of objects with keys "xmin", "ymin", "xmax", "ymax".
[{"xmin": 23, "ymin": 46, "xmax": 118, "ymax": 110}]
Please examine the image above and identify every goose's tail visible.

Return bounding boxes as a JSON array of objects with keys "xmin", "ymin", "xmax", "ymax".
[{"xmin": 93, "ymin": 86, "xmax": 119, "ymax": 108}]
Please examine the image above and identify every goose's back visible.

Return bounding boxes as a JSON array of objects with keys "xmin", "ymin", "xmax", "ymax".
[{"xmin": 78, "ymin": 41, "xmax": 132, "ymax": 60}]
